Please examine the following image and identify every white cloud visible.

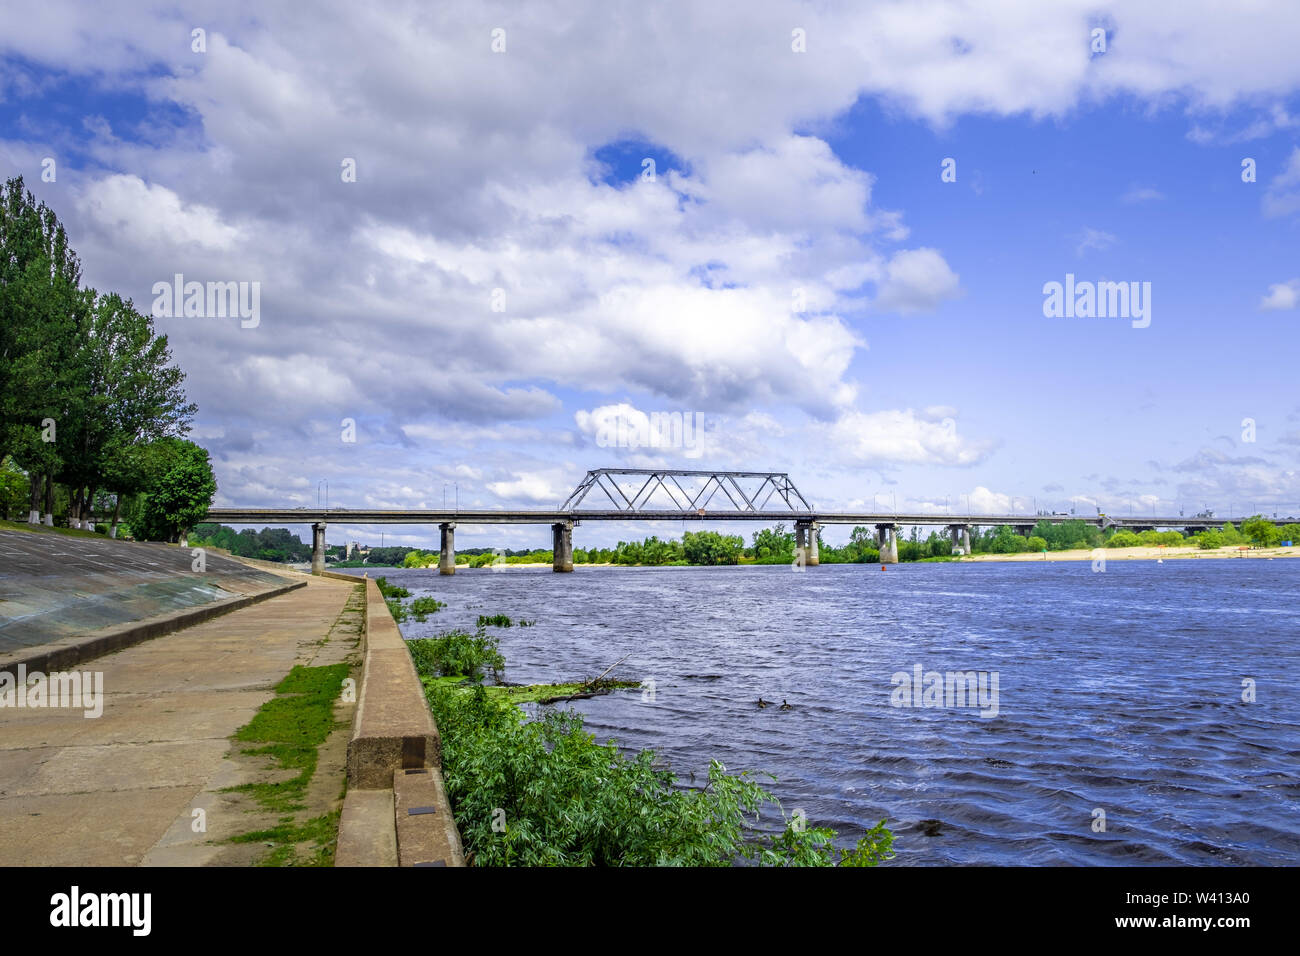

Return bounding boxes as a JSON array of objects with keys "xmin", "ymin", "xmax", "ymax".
[
  {"xmin": 874, "ymin": 248, "xmax": 961, "ymax": 314},
  {"xmin": 1260, "ymin": 279, "xmax": 1300, "ymax": 311},
  {"xmin": 485, "ymin": 474, "xmax": 567, "ymax": 504},
  {"xmin": 5, "ymin": 0, "xmax": 1300, "ymax": 513},
  {"xmin": 1121, "ymin": 185, "xmax": 1164, "ymax": 203},
  {"xmin": 1263, "ymin": 147, "xmax": 1300, "ymax": 218},
  {"xmin": 967, "ymin": 486, "xmax": 1012, "ymax": 513},
  {"xmin": 819, "ymin": 409, "xmax": 994, "ymax": 466},
  {"xmin": 1075, "ymin": 227, "xmax": 1117, "ymax": 256},
  {"xmin": 76, "ymin": 174, "xmax": 241, "ymax": 250}
]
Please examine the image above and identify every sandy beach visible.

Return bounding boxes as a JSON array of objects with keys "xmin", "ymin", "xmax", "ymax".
[{"xmin": 956, "ymin": 544, "xmax": 1299, "ymax": 562}]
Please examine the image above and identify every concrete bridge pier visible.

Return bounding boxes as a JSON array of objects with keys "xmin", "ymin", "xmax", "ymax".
[
  {"xmin": 1015, "ymin": 524, "xmax": 1035, "ymax": 538},
  {"xmin": 876, "ymin": 523, "xmax": 898, "ymax": 564},
  {"xmin": 438, "ymin": 522, "xmax": 456, "ymax": 575},
  {"xmin": 948, "ymin": 524, "xmax": 972, "ymax": 555},
  {"xmin": 552, "ymin": 521, "xmax": 574, "ymax": 572},
  {"xmin": 795, "ymin": 520, "xmax": 819, "ymax": 566},
  {"xmin": 311, "ymin": 522, "xmax": 327, "ymax": 575}
]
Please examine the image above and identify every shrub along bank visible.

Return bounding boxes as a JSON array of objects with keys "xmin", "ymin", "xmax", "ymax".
[{"xmin": 404, "ymin": 611, "xmax": 895, "ymax": 866}]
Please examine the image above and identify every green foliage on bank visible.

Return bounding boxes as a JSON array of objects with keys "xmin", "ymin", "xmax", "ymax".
[
  {"xmin": 404, "ymin": 612, "xmax": 895, "ymax": 867},
  {"xmin": 374, "ymin": 576, "xmax": 410, "ymax": 599},
  {"xmin": 337, "ymin": 513, "xmax": 1300, "ymax": 577},
  {"xmin": 422, "ymin": 678, "xmax": 894, "ymax": 867},
  {"xmin": 407, "ymin": 628, "xmax": 505, "ymax": 680}
]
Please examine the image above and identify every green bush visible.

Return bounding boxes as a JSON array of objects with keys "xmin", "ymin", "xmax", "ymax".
[
  {"xmin": 1241, "ymin": 516, "xmax": 1282, "ymax": 547},
  {"xmin": 477, "ymin": 614, "xmax": 513, "ymax": 628},
  {"xmin": 424, "ymin": 681, "xmax": 894, "ymax": 867},
  {"xmin": 1218, "ymin": 523, "xmax": 1245, "ymax": 546},
  {"xmin": 407, "ymin": 628, "xmax": 504, "ymax": 681},
  {"xmin": 375, "ymin": 576, "xmax": 410, "ymax": 599},
  {"xmin": 410, "ymin": 597, "xmax": 445, "ymax": 621},
  {"xmin": 1107, "ymin": 530, "xmax": 1141, "ymax": 548}
]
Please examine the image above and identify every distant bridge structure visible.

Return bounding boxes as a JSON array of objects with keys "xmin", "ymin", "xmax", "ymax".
[
  {"xmin": 560, "ymin": 468, "xmax": 813, "ymax": 515},
  {"xmin": 204, "ymin": 467, "xmax": 1261, "ymax": 575}
]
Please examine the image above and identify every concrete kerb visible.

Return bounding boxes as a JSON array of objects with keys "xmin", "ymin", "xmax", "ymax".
[
  {"xmin": 0, "ymin": 577, "xmax": 308, "ymax": 675},
  {"xmin": 337, "ymin": 576, "xmax": 464, "ymax": 867}
]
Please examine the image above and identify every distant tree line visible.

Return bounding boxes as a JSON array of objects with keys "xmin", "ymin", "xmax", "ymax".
[
  {"xmin": 189, "ymin": 524, "xmax": 312, "ymax": 563},
  {"xmin": 177, "ymin": 514, "xmax": 1300, "ymax": 569},
  {"xmin": 0, "ymin": 176, "xmax": 214, "ymax": 540}
]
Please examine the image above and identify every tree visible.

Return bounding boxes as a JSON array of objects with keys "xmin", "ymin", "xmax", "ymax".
[
  {"xmin": 988, "ymin": 525, "xmax": 1029, "ymax": 553},
  {"xmin": 0, "ymin": 176, "xmax": 88, "ymax": 522},
  {"xmin": 751, "ymin": 524, "xmax": 794, "ymax": 560},
  {"xmin": 0, "ymin": 456, "xmax": 28, "ymax": 520},
  {"xmin": 59, "ymin": 291, "xmax": 195, "ymax": 527},
  {"xmin": 1241, "ymin": 516, "xmax": 1281, "ymax": 548},
  {"xmin": 131, "ymin": 439, "xmax": 217, "ymax": 542},
  {"xmin": 682, "ymin": 530, "xmax": 744, "ymax": 565},
  {"xmin": 1197, "ymin": 530, "xmax": 1223, "ymax": 550}
]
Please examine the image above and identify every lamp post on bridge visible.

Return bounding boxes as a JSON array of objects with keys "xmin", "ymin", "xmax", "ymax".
[{"xmin": 312, "ymin": 479, "xmax": 329, "ymax": 575}]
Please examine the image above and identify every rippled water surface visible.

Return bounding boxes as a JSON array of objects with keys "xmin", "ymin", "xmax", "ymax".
[{"xmin": 352, "ymin": 561, "xmax": 1300, "ymax": 865}]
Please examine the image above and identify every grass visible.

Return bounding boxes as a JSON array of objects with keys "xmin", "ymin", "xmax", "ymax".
[
  {"xmin": 0, "ymin": 518, "xmax": 107, "ymax": 539},
  {"xmin": 226, "ymin": 662, "xmax": 350, "ymax": 813},
  {"xmin": 228, "ymin": 810, "xmax": 343, "ymax": 867},
  {"xmin": 221, "ymin": 661, "xmax": 350, "ymax": 866}
]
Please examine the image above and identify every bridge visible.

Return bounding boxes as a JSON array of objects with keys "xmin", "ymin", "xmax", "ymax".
[{"xmin": 204, "ymin": 468, "xmax": 1256, "ymax": 574}]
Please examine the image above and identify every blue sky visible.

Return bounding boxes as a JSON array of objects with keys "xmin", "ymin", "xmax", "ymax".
[{"xmin": 3, "ymin": 2, "xmax": 1299, "ymax": 549}]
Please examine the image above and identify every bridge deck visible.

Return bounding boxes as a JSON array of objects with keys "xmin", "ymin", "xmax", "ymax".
[{"xmin": 204, "ymin": 508, "xmax": 1245, "ymax": 530}]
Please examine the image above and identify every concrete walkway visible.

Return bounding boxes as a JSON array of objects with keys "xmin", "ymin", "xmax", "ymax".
[{"xmin": 0, "ymin": 575, "xmax": 357, "ymax": 866}]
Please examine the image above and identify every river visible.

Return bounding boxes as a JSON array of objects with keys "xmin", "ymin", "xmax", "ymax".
[{"xmin": 345, "ymin": 560, "xmax": 1300, "ymax": 865}]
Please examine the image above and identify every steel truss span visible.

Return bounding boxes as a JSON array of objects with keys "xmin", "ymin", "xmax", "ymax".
[{"xmin": 559, "ymin": 469, "xmax": 813, "ymax": 515}]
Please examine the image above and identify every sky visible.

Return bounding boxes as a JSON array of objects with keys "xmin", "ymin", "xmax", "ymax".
[{"xmin": 3, "ymin": 0, "xmax": 1299, "ymax": 550}]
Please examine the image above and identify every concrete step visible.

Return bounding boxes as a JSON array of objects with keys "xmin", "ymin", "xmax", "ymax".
[{"xmin": 392, "ymin": 767, "xmax": 464, "ymax": 867}]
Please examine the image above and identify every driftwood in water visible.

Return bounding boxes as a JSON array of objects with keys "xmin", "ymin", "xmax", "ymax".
[{"xmin": 534, "ymin": 655, "xmax": 637, "ymax": 704}]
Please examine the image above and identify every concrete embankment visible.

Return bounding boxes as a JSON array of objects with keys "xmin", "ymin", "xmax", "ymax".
[
  {"xmin": 0, "ymin": 529, "xmax": 302, "ymax": 671},
  {"xmin": 333, "ymin": 572, "xmax": 464, "ymax": 867}
]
